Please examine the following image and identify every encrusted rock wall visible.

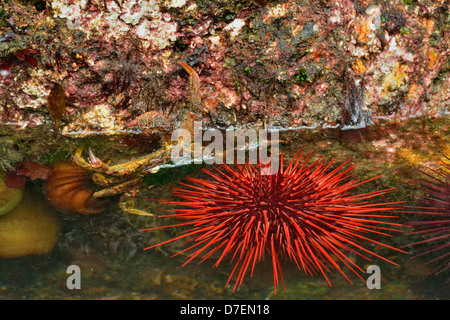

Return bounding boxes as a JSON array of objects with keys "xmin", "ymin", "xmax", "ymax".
[{"xmin": 0, "ymin": 0, "xmax": 448, "ymax": 134}]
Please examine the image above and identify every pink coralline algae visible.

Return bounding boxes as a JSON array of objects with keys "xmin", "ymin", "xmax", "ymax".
[
  {"xmin": 0, "ymin": 0, "xmax": 447, "ymax": 133},
  {"xmin": 51, "ymin": 0, "xmax": 178, "ymax": 51}
]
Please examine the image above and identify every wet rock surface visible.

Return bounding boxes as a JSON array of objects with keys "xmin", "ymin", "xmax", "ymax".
[{"xmin": 0, "ymin": 0, "xmax": 447, "ymax": 134}]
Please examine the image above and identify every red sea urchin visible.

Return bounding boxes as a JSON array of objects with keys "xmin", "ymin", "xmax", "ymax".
[
  {"xmin": 143, "ymin": 152, "xmax": 404, "ymax": 292},
  {"xmin": 402, "ymin": 158, "xmax": 449, "ymax": 276}
]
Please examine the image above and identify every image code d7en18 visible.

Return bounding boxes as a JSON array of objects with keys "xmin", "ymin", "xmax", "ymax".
[{"xmin": 223, "ymin": 304, "xmax": 270, "ymax": 315}]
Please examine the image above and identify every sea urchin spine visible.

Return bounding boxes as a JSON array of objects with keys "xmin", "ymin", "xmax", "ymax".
[
  {"xmin": 402, "ymin": 158, "xmax": 449, "ymax": 276},
  {"xmin": 143, "ymin": 151, "xmax": 404, "ymax": 292}
]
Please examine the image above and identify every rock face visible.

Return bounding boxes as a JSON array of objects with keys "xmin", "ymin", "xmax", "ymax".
[{"xmin": 0, "ymin": 0, "xmax": 448, "ymax": 133}]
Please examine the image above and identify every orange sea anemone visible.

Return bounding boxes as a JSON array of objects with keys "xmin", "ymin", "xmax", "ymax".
[{"xmin": 44, "ymin": 162, "xmax": 109, "ymax": 215}]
